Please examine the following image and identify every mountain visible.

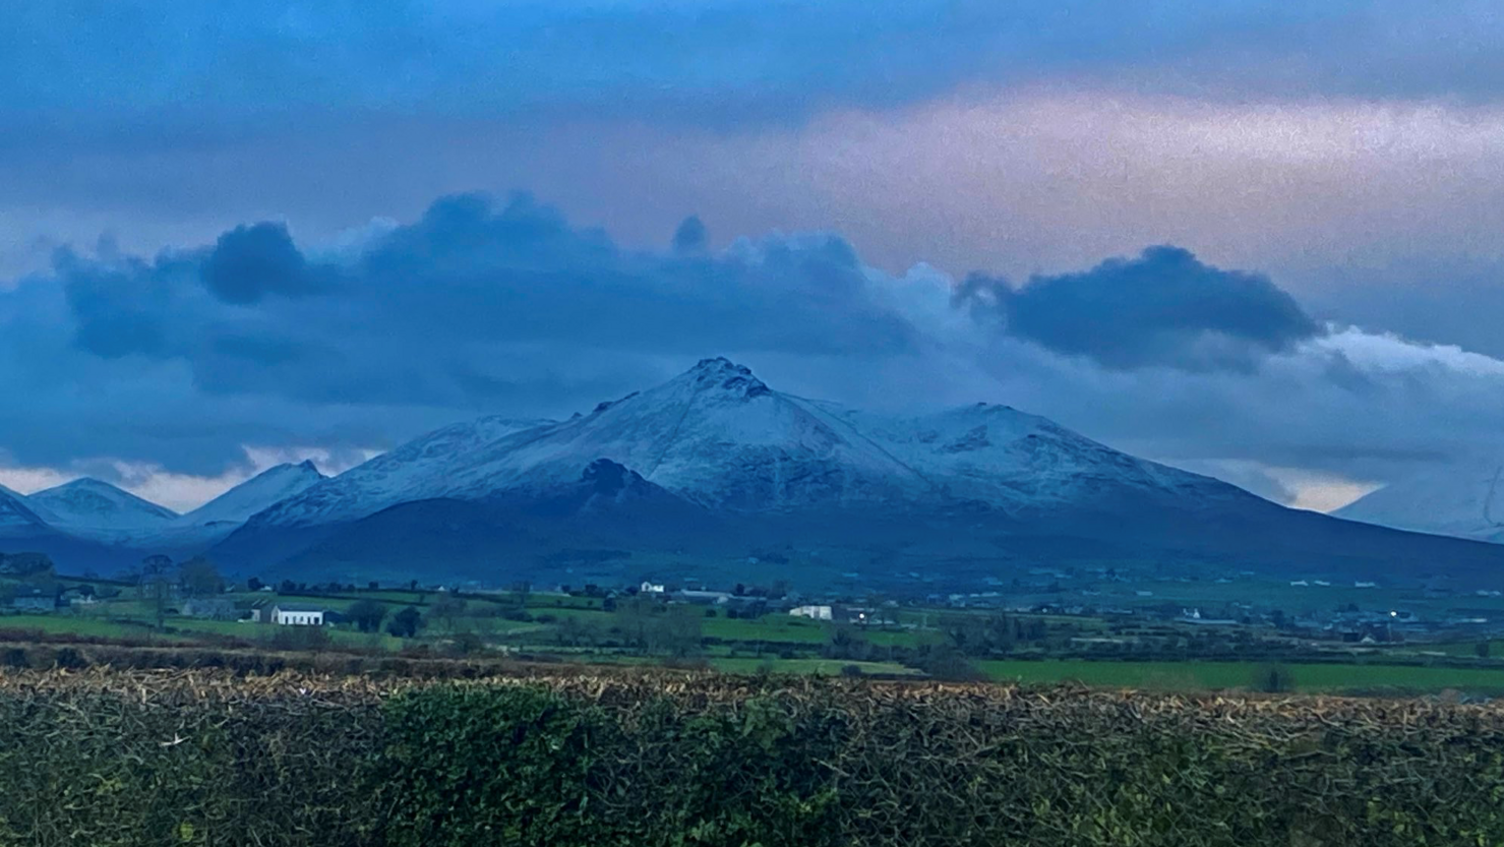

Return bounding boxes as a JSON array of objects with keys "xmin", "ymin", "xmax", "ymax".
[
  {"xmin": 0, "ymin": 484, "xmax": 53, "ymax": 536},
  {"xmin": 178, "ymin": 461, "xmax": 327, "ymax": 529},
  {"xmin": 26, "ymin": 478, "xmax": 177, "ymax": 537},
  {"xmin": 246, "ymin": 359, "xmax": 1229, "ymax": 526},
  {"xmin": 1334, "ymin": 465, "xmax": 1504, "ymax": 544},
  {"xmin": 214, "ymin": 357, "xmax": 1504, "ymax": 589},
  {"xmin": 0, "ymin": 483, "xmax": 147, "ymax": 570},
  {"xmin": 243, "ymin": 416, "xmax": 557, "ymax": 529}
]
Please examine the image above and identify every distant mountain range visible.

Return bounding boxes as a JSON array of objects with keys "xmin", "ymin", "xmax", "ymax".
[
  {"xmin": 5, "ymin": 358, "xmax": 1504, "ymax": 590},
  {"xmin": 1335, "ymin": 465, "xmax": 1504, "ymax": 545},
  {"xmin": 0, "ymin": 462, "xmax": 325, "ymax": 568}
]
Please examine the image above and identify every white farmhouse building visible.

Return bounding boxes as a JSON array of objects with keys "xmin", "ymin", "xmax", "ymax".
[
  {"xmin": 271, "ymin": 603, "xmax": 326, "ymax": 626},
  {"xmin": 789, "ymin": 605, "xmax": 833, "ymax": 621}
]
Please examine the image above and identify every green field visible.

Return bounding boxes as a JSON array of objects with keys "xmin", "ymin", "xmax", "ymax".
[
  {"xmin": 977, "ymin": 659, "xmax": 1504, "ymax": 693},
  {"xmin": 711, "ymin": 657, "xmax": 921, "ymax": 676},
  {"xmin": 0, "ymin": 614, "xmax": 172, "ymax": 640},
  {"xmin": 701, "ymin": 615, "xmax": 830, "ymax": 643}
]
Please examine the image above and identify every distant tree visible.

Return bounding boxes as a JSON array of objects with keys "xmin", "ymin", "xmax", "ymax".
[
  {"xmin": 840, "ymin": 664, "xmax": 864, "ymax": 678},
  {"xmin": 179, "ymin": 556, "xmax": 224, "ymax": 597},
  {"xmin": 825, "ymin": 625, "xmax": 874, "ymax": 662},
  {"xmin": 140, "ymin": 554, "xmax": 174, "ymax": 629},
  {"xmin": 430, "ymin": 595, "xmax": 468, "ymax": 632},
  {"xmin": 278, "ymin": 579, "xmax": 297, "ymax": 594},
  {"xmin": 367, "ymin": 581, "xmax": 379, "ymax": 591},
  {"xmin": 0, "ymin": 552, "xmax": 54, "ymax": 577},
  {"xmin": 509, "ymin": 581, "xmax": 531, "ymax": 609},
  {"xmin": 1478, "ymin": 641, "xmax": 1493, "ymax": 659},
  {"xmin": 602, "ymin": 596, "xmax": 617, "ymax": 612},
  {"xmin": 1252, "ymin": 664, "xmax": 1296, "ymax": 694},
  {"xmin": 408, "ymin": 579, "xmax": 418, "ymax": 592},
  {"xmin": 348, "ymin": 600, "xmax": 388, "ymax": 634},
  {"xmin": 246, "ymin": 577, "xmax": 264, "ymax": 592},
  {"xmin": 446, "ymin": 631, "xmax": 485, "ymax": 656},
  {"xmin": 387, "ymin": 606, "xmax": 424, "ymax": 638},
  {"xmin": 917, "ymin": 645, "xmax": 983, "ymax": 682}
]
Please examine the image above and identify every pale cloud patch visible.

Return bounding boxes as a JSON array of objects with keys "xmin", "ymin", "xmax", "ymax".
[
  {"xmin": 1, "ymin": 445, "xmax": 376, "ymax": 513},
  {"xmin": 1264, "ymin": 467, "xmax": 1382, "ymax": 513},
  {"xmin": 0, "ymin": 463, "xmax": 73, "ymax": 495}
]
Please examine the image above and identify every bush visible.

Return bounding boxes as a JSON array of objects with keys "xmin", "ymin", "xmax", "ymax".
[
  {"xmin": 1252, "ymin": 663, "xmax": 1296, "ymax": 693},
  {"xmin": 387, "ymin": 606, "xmax": 424, "ymax": 638},
  {"xmin": 265, "ymin": 625, "xmax": 332, "ymax": 653},
  {"xmin": 3, "ymin": 671, "xmax": 1504, "ymax": 846},
  {"xmin": 376, "ymin": 686, "xmax": 606, "ymax": 847}
]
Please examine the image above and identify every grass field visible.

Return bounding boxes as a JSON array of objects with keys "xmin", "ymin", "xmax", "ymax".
[
  {"xmin": 701, "ymin": 615, "xmax": 829, "ymax": 643},
  {"xmin": 0, "ymin": 614, "xmax": 175, "ymax": 640},
  {"xmin": 711, "ymin": 657, "xmax": 921, "ymax": 676},
  {"xmin": 977, "ymin": 659, "xmax": 1504, "ymax": 693}
]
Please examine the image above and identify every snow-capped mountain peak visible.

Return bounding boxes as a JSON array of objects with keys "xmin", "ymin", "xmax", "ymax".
[
  {"xmin": 178, "ymin": 461, "xmax": 328, "ymax": 527},
  {"xmin": 243, "ymin": 357, "xmax": 1221, "ymax": 531},
  {"xmin": 26, "ymin": 478, "xmax": 178, "ymax": 532}
]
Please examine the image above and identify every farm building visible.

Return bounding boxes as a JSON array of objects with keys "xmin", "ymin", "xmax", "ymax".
[
  {"xmin": 271, "ymin": 603, "xmax": 326, "ymax": 626},
  {"xmin": 8, "ymin": 588, "xmax": 57, "ymax": 612},
  {"xmin": 182, "ymin": 598, "xmax": 237, "ymax": 620}
]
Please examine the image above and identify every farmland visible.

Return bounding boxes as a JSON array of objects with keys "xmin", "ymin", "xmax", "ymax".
[{"xmin": 5, "ymin": 566, "xmax": 1504, "ymax": 698}]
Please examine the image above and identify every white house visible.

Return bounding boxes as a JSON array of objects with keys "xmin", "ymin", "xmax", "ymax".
[
  {"xmin": 789, "ymin": 605, "xmax": 833, "ymax": 621},
  {"xmin": 271, "ymin": 603, "xmax": 326, "ymax": 626},
  {"xmin": 640, "ymin": 581, "xmax": 665, "ymax": 594}
]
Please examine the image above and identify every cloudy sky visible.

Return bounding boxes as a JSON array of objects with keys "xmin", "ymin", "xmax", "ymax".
[{"xmin": 4, "ymin": 0, "xmax": 1504, "ymax": 511}]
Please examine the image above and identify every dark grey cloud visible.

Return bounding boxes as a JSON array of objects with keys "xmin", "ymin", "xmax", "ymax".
[
  {"xmin": 7, "ymin": 189, "xmax": 1504, "ymax": 506},
  {"xmin": 958, "ymin": 246, "xmax": 1322, "ymax": 371},
  {"xmin": 0, "ymin": 191, "xmax": 919, "ymax": 475},
  {"xmin": 203, "ymin": 222, "xmax": 328, "ymax": 304},
  {"xmin": 672, "ymin": 216, "xmax": 708, "ymax": 254}
]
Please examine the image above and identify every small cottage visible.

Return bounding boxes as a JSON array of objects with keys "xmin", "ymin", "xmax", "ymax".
[{"xmin": 271, "ymin": 603, "xmax": 326, "ymax": 626}]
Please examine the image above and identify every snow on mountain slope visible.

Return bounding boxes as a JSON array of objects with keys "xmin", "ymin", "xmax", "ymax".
[
  {"xmin": 178, "ymin": 461, "xmax": 326, "ymax": 528},
  {"xmin": 0, "ymin": 484, "xmax": 54, "ymax": 535},
  {"xmin": 1334, "ymin": 465, "xmax": 1504, "ymax": 543},
  {"xmin": 817, "ymin": 401, "xmax": 1225, "ymax": 508},
  {"xmin": 26, "ymin": 478, "xmax": 178, "ymax": 534},
  {"xmin": 247, "ymin": 358, "xmax": 1230, "ymax": 532},
  {"xmin": 248, "ymin": 417, "xmax": 557, "ymax": 528}
]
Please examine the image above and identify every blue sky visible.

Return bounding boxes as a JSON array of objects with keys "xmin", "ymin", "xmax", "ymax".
[{"xmin": 3, "ymin": 0, "xmax": 1504, "ymax": 510}]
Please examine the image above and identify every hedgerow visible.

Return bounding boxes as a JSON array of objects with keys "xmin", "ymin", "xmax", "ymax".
[{"xmin": 0, "ymin": 668, "xmax": 1501, "ymax": 846}]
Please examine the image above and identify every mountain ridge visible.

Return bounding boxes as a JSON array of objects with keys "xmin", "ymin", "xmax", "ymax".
[
  {"xmin": 209, "ymin": 357, "xmax": 1504, "ymax": 588},
  {"xmin": 27, "ymin": 478, "xmax": 178, "ymax": 536}
]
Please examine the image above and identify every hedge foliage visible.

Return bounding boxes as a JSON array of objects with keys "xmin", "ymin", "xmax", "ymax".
[{"xmin": 0, "ymin": 668, "xmax": 1502, "ymax": 846}]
